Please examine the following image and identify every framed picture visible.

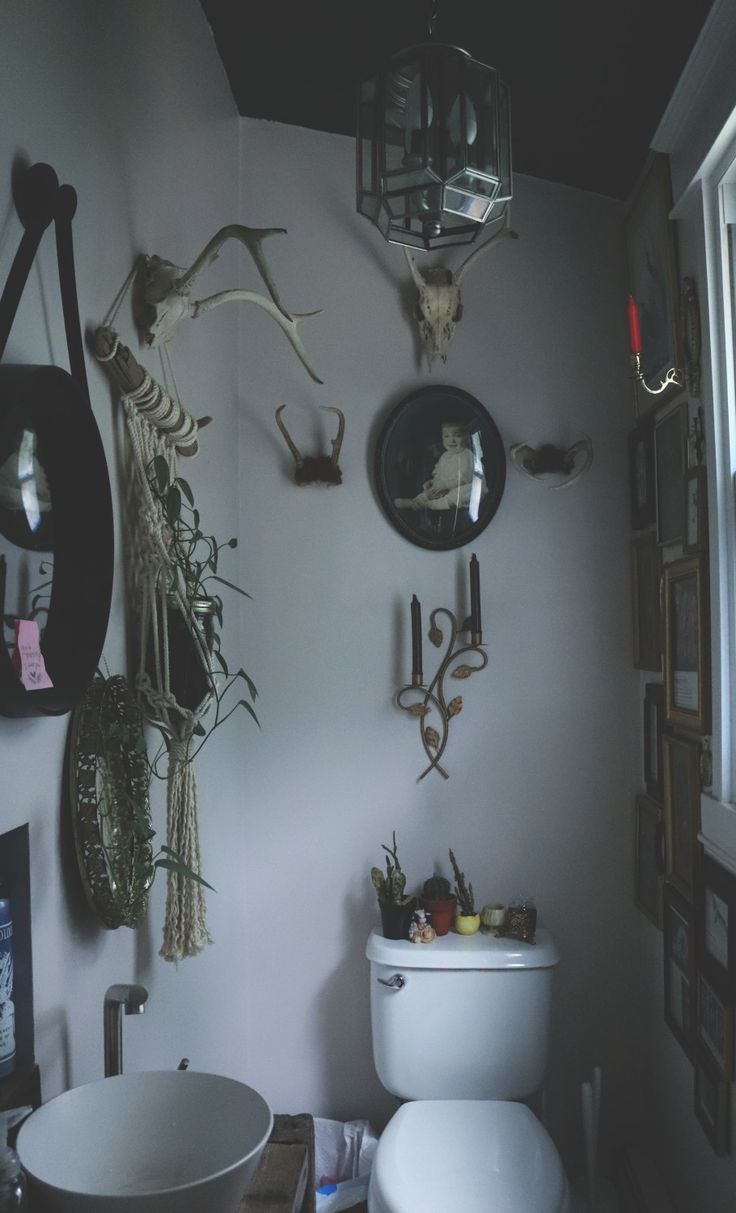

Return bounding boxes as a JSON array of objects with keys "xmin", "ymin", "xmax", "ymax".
[
  {"xmin": 663, "ymin": 732, "xmax": 701, "ymax": 902},
  {"xmin": 664, "ymin": 882, "xmax": 696, "ymax": 1059},
  {"xmin": 635, "ymin": 793, "xmax": 664, "ymax": 928},
  {"xmin": 697, "ymin": 971, "xmax": 735, "ymax": 1080},
  {"xmin": 663, "ymin": 554, "xmax": 710, "ymax": 734},
  {"xmin": 696, "ymin": 854, "xmax": 736, "ymax": 1004},
  {"xmin": 631, "ymin": 532, "xmax": 662, "ymax": 672},
  {"xmin": 373, "ymin": 385, "xmax": 507, "ymax": 551},
  {"xmin": 624, "ymin": 153, "xmax": 682, "ymax": 418},
  {"xmin": 694, "ymin": 1044, "xmax": 730, "ymax": 1155},
  {"xmin": 654, "ymin": 402, "xmax": 687, "ymax": 545},
  {"xmin": 644, "ymin": 681, "xmax": 665, "ymax": 802},
  {"xmin": 628, "ymin": 418, "xmax": 656, "ymax": 531},
  {"xmin": 683, "ymin": 465, "xmax": 708, "ymax": 555}
]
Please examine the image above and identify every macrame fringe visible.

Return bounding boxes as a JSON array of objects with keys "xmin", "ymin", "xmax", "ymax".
[{"xmin": 160, "ymin": 738, "xmax": 211, "ymax": 962}]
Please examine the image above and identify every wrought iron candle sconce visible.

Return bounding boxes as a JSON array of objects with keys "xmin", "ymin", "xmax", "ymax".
[{"xmin": 397, "ymin": 555, "xmax": 487, "ymax": 781}]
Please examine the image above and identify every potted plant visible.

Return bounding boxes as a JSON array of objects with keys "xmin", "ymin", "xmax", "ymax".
[
  {"xmin": 449, "ymin": 848, "xmax": 480, "ymax": 935},
  {"xmin": 420, "ymin": 873, "xmax": 456, "ymax": 937},
  {"xmin": 371, "ymin": 832, "xmax": 416, "ymax": 940}
]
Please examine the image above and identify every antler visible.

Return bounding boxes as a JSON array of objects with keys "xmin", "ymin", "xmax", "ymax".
[
  {"xmin": 321, "ymin": 406, "xmax": 345, "ymax": 465},
  {"xmin": 195, "ymin": 292, "xmax": 323, "ymax": 384},
  {"xmin": 275, "ymin": 404, "xmax": 303, "ymax": 466},
  {"xmin": 175, "ymin": 224, "xmax": 291, "ymax": 318},
  {"xmin": 455, "ymin": 210, "xmax": 519, "ymax": 285}
]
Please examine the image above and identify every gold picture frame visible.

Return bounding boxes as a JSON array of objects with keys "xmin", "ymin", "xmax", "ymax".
[
  {"xmin": 694, "ymin": 1044, "xmax": 731, "ymax": 1156},
  {"xmin": 664, "ymin": 554, "xmax": 710, "ymax": 734},
  {"xmin": 663, "ymin": 732, "xmax": 701, "ymax": 903}
]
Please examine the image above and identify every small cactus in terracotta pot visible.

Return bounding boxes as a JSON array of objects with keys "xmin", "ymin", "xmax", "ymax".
[
  {"xmin": 449, "ymin": 848, "xmax": 480, "ymax": 935},
  {"xmin": 420, "ymin": 872, "xmax": 456, "ymax": 937}
]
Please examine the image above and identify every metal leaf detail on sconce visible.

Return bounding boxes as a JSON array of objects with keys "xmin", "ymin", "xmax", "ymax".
[
  {"xmin": 396, "ymin": 557, "xmax": 486, "ymax": 781},
  {"xmin": 133, "ymin": 224, "xmax": 323, "ymax": 384},
  {"xmin": 404, "ymin": 212, "xmax": 518, "ymax": 365},
  {"xmin": 509, "ymin": 436, "xmax": 593, "ymax": 489}
]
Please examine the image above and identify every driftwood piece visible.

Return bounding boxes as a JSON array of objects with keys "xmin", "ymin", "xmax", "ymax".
[{"xmin": 93, "ymin": 324, "xmax": 208, "ymax": 457}]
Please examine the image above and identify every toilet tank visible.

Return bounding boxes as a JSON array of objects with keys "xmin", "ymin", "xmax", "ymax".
[{"xmin": 366, "ymin": 927, "xmax": 559, "ymax": 1101}]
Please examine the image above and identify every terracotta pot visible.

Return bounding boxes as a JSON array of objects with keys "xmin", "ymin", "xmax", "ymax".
[
  {"xmin": 454, "ymin": 912, "xmax": 481, "ymax": 936},
  {"xmin": 420, "ymin": 896, "xmax": 456, "ymax": 937},
  {"xmin": 379, "ymin": 899, "xmax": 416, "ymax": 940}
]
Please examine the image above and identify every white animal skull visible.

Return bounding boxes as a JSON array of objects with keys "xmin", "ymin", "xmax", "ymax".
[{"xmin": 404, "ymin": 213, "xmax": 518, "ymax": 366}]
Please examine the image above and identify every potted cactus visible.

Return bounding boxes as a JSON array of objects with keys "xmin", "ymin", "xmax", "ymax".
[
  {"xmin": 420, "ymin": 872, "xmax": 456, "ymax": 937},
  {"xmin": 371, "ymin": 832, "xmax": 416, "ymax": 940},
  {"xmin": 449, "ymin": 848, "xmax": 480, "ymax": 935}
]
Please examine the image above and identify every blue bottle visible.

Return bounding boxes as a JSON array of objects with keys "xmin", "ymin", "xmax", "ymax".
[{"xmin": 0, "ymin": 890, "xmax": 15, "ymax": 1079}]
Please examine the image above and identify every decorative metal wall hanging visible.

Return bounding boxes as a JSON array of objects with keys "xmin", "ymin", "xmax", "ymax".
[
  {"xmin": 132, "ymin": 224, "xmax": 323, "ymax": 384},
  {"xmin": 397, "ymin": 555, "xmax": 486, "ymax": 780},
  {"xmin": 627, "ymin": 293, "xmax": 683, "ymax": 399},
  {"xmin": 681, "ymin": 276, "xmax": 702, "ymax": 397},
  {"xmin": 0, "ymin": 162, "xmax": 113, "ymax": 716},
  {"xmin": 509, "ymin": 436, "xmax": 593, "ymax": 489},
  {"xmin": 374, "ymin": 385, "xmax": 506, "ymax": 551},
  {"xmin": 275, "ymin": 405, "xmax": 345, "ymax": 485}
]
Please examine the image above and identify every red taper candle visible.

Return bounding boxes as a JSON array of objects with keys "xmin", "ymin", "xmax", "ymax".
[{"xmin": 627, "ymin": 295, "xmax": 641, "ymax": 355}]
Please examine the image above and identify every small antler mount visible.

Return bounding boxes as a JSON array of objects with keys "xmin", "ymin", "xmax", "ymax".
[{"xmin": 275, "ymin": 405, "xmax": 345, "ymax": 486}]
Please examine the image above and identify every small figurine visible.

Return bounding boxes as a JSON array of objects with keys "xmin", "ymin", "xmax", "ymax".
[{"xmin": 409, "ymin": 908, "xmax": 436, "ymax": 944}]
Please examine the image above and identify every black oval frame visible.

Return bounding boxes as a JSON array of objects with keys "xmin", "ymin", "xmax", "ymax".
[
  {"xmin": 0, "ymin": 364, "xmax": 113, "ymax": 716},
  {"xmin": 374, "ymin": 385, "xmax": 506, "ymax": 550}
]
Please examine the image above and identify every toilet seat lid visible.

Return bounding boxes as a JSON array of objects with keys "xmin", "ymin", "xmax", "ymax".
[{"xmin": 370, "ymin": 1100, "xmax": 568, "ymax": 1213}]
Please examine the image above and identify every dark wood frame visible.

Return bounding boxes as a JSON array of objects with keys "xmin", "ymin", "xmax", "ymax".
[
  {"xmin": 663, "ymin": 732, "xmax": 701, "ymax": 902},
  {"xmin": 624, "ymin": 152, "xmax": 682, "ymax": 419},
  {"xmin": 697, "ymin": 970, "xmax": 735, "ymax": 1081},
  {"xmin": 635, "ymin": 793, "xmax": 664, "ymax": 929},
  {"xmin": 628, "ymin": 417, "xmax": 656, "ymax": 531},
  {"xmin": 654, "ymin": 401, "xmax": 688, "ymax": 545},
  {"xmin": 664, "ymin": 882, "xmax": 696, "ymax": 1059},
  {"xmin": 683, "ymin": 465, "xmax": 708, "ymax": 555},
  {"xmin": 373, "ymin": 385, "xmax": 507, "ymax": 552},
  {"xmin": 644, "ymin": 681, "xmax": 665, "ymax": 801},
  {"xmin": 664, "ymin": 554, "xmax": 710, "ymax": 734},
  {"xmin": 631, "ymin": 533, "xmax": 662, "ymax": 672},
  {"xmin": 694, "ymin": 1043, "xmax": 731, "ymax": 1155},
  {"xmin": 696, "ymin": 854, "xmax": 736, "ymax": 1005}
]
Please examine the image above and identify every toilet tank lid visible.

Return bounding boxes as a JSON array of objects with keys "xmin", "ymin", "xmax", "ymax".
[{"xmin": 366, "ymin": 927, "xmax": 559, "ymax": 969}]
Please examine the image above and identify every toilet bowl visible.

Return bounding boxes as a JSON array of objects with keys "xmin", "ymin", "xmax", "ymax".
[
  {"xmin": 368, "ymin": 1100, "xmax": 571, "ymax": 1213},
  {"xmin": 366, "ymin": 927, "xmax": 569, "ymax": 1213}
]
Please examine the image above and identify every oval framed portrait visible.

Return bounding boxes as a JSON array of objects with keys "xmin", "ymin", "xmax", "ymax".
[{"xmin": 374, "ymin": 385, "xmax": 506, "ymax": 551}]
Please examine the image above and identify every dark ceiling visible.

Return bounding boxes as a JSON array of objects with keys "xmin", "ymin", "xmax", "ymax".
[{"xmin": 201, "ymin": 0, "xmax": 714, "ymax": 202}]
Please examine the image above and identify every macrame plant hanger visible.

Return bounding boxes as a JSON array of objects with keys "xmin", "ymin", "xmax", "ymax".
[{"xmin": 94, "ymin": 290, "xmax": 213, "ymax": 962}]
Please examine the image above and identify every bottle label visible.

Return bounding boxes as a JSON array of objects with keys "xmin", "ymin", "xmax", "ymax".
[
  {"xmin": 0, "ymin": 1000, "xmax": 15, "ymax": 1075},
  {"xmin": 12, "ymin": 619, "xmax": 54, "ymax": 690}
]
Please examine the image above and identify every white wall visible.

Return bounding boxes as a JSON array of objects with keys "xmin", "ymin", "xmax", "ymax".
[
  {"xmin": 0, "ymin": 0, "xmax": 644, "ymax": 1189},
  {"xmin": 235, "ymin": 117, "xmax": 642, "ymax": 1168}
]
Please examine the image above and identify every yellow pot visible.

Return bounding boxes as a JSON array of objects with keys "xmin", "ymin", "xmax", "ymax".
[{"xmin": 454, "ymin": 913, "xmax": 481, "ymax": 935}]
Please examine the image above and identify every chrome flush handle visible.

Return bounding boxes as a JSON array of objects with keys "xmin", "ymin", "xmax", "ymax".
[{"xmin": 377, "ymin": 973, "xmax": 406, "ymax": 990}]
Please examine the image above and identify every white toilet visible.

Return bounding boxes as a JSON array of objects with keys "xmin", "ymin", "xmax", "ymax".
[{"xmin": 366, "ymin": 926, "xmax": 571, "ymax": 1213}]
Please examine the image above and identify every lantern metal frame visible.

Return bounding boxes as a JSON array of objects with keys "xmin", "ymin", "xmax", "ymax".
[{"xmin": 357, "ymin": 42, "xmax": 512, "ymax": 251}]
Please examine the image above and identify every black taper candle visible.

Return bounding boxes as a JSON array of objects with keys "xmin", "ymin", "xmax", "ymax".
[
  {"xmin": 410, "ymin": 594, "xmax": 422, "ymax": 679},
  {"xmin": 469, "ymin": 554, "xmax": 481, "ymax": 635}
]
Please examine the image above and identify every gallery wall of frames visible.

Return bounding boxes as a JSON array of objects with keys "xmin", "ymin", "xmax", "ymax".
[{"xmin": 627, "ymin": 153, "xmax": 733, "ymax": 1156}]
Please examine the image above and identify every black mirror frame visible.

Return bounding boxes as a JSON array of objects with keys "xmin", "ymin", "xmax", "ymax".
[{"xmin": 0, "ymin": 364, "xmax": 113, "ymax": 716}]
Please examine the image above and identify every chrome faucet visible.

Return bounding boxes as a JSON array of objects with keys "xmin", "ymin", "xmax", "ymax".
[{"xmin": 103, "ymin": 984, "xmax": 148, "ymax": 1077}]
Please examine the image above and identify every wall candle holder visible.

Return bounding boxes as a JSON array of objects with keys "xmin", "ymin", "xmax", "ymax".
[
  {"xmin": 627, "ymin": 294, "xmax": 683, "ymax": 397},
  {"xmin": 397, "ymin": 556, "xmax": 487, "ymax": 781}
]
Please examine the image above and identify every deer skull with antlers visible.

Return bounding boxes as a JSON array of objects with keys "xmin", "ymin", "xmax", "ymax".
[
  {"xmin": 275, "ymin": 405, "xmax": 345, "ymax": 486},
  {"xmin": 133, "ymin": 224, "xmax": 323, "ymax": 384},
  {"xmin": 404, "ymin": 213, "xmax": 518, "ymax": 366}
]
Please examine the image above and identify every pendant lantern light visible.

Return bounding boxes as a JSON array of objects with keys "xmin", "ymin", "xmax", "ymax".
[{"xmin": 357, "ymin": 25, "xmax": 512, "ymax": 251}]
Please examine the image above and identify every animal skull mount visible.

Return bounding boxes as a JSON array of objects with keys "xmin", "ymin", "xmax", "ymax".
[
  {"xmin": 275, "ymin": 405, "xmax": 345, "ymax": 486},
  {"xmin": 509, "ymin": 436, "xmax": 594, "ymax": 490},
  {"xmin": 404, "ymin": 213, "xmax": 518, "ymax": 366},
  {"xmin": 133, "ymin": 224, "xmax": 323, "ymax": 383}
]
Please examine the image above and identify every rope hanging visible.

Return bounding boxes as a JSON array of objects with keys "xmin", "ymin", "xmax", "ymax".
[{"xmin": 95, "ymin": 325, "xmax": 213, "ymax": 961}]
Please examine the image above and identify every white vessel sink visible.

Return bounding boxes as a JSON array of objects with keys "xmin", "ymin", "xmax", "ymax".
[{"xmin": 16, "ymin": 1070, "xmax": 272, "ymax": 1213}]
